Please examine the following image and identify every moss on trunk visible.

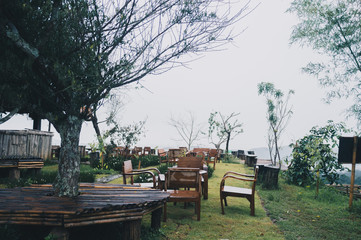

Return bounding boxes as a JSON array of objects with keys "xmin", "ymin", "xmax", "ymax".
[{"xmin": 53, "ymin": 116, "xmax": 83, "ymax": 197}]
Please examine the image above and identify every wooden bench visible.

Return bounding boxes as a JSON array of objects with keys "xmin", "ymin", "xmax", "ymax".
[
  {"xmin": 0, "ymin": 183, "xmax": 169, "ymax": 240},
  {"xmin": 0, "ymin": 156, "xmax": 44, "ymax": 179}
]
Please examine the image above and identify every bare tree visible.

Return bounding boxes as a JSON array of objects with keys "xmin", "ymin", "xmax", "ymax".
[
  {"xmin": 258, "ymin": 82, "xmax": 294, "ymax": 167},
  {"xmin": 169, "ymin": 112, "xmax": 205, "ymax": 150},
  {"xmin": 208, "ymin": 111, "xmax": 243, "ymax": 155}
]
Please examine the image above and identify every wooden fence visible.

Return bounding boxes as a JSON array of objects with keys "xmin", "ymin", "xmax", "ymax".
[
  {"xmin": 0, "ymin": 129, "xmax": 53, "ymax": 160},
  {"xmin": 328, "ymin": 184, "xmax": 361, "ymax": 199}
]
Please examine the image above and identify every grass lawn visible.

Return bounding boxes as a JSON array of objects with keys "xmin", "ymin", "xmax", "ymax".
[
  {"xmin": 111, "ymin": 162, "xmax": 284, "ymax": 239},
  {"xmin": 258, "ymin": 178, "xmax": 361, "ymax": 240}
]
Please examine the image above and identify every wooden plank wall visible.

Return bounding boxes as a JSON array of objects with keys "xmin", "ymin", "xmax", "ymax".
[{"xmin": 0, "ymin": 130, "xmax": 53, "ymax": 159}]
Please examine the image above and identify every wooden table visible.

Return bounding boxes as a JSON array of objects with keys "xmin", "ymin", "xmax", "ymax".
[{"xmin": 0, "ymin": 183, "xmax": 169, "ymax": 240}]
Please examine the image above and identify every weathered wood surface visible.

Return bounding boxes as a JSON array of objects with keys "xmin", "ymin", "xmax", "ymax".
[
  {"xmin": 0, "ymin": 183, "xmax": 169, "ymax": 228},
  {"xmin": 0, "ymin": 156, "xmax": 44, "ymax": 169},
  {"xmin": 0, "ymin": 129, "xmax": 53, "ymax": 160}
]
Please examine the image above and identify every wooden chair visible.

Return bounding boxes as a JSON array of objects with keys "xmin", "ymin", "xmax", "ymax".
[
  {"xmin": 167, "ymin": 148, "xmax": 183, "ymax": 164},
  {"xmin": 177, "ymin": 156, "xmax": 203, "ymax": 169},
  {"xmin": 122, "ymin": 160, "xmax": 163, "ymax": 189},
  {"xmin": 158, "ymin": 149, "xmax": 168, "ymax": 164},
  {"xmin": 143, "ymin": 147, "xmax": 151, "ymax": 156},
  {"xmin": 177, "ymin": 156, "xmax": 208, "ymax": 200},
  {"xmin": 163, "ymin": 168, "xmax": 202, "ymax": 221},
  {"xmin": 207, "ymin": 149, "xmax": 218, "ymax": 169},
  {"xmin": 220, "ymin": 166, "xmax": 259, "ymax": 216}
]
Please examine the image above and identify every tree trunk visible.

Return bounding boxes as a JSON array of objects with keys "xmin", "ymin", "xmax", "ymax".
[
  {"xmin": 91, "ymin": 113, "xmax": 101, "ymax": 138},
  {"xmin": 53, "ymin": 116, "xmax": 83, "ymax": 197},
  {"xmin": 225, "ymin": 133, "xmax": 231, "ymax": 154},
  {"xmin": 273, "ymin": 131, "xmax": 279, "ymax": 167}
]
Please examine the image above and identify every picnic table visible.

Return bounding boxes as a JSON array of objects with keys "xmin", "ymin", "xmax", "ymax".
[{"xmin": 0, "ymin": 183, "xmax": 169, "ymax": 240}]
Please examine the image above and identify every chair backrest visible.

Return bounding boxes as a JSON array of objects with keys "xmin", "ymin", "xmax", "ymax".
[
  {"xmin": 122, "ymin": 160, "xmax": 133, "ymax": 174},
  {"xmin": 133, "ymin": 147, "xmax": 143, "ymax": 156},
  {"xmin": 166, "ymin": 168, "xmax": 200, "ymax": 191},
  {"xmin": 158, "ymin": 149, "xmax": 167, "ymax": 157},
  {"xmin": 168, "ymin": 149, "xmax": 183, "ymax": 158},
  {"xmin": 177, "ymin": 156, "xmax": 203, "ymax": 169},
  {"xmin": 143, "ymin": 147, "xmax": 151, "ymax": 155},
  {"xmin": 208, "ymin": 149, "xmax": 218, "ymax": 158},
  {"xmin": 195, "ymin": 151, "xmax": 206, "ymax": 161},
  {"xmin": 192, "ymin": 148, "xmax": 210, "ymax": 153}
]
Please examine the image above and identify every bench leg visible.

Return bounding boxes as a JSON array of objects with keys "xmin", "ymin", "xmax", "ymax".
[
  {"xmin": 123, "ymin": 219, "xmax": 141, "ymax": 240},
  {"xmin": 151, "ymin": 207, "xmax": 162, "ymax": 229}
]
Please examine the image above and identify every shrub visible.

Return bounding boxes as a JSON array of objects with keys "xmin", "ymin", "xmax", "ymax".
[{"xmin": 284, "ymin": 121, "xmax": 349, "ymax": 186}]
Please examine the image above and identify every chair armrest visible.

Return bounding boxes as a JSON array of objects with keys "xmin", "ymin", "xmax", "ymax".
[
  {"xmin": 223, "ymin": 175, "xmax": 256, "ymax": 182},
  {"xmin": 124, "ymin": 171, "xmax": 156, "ymax": 188},
  {"xmin": 220, "ymin": 173, "xmax": 256, "ymax": 192},
  {"xmin": 223, "ymin": 171, "xmax": 255, "ymax": 178}
]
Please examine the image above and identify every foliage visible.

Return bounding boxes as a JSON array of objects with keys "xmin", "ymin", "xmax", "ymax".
[
  {"xmin": 284, "ymin": 121, "xmax": 350, "ymax": 186},
  {"xmin": 221, "ymin": 154, "xmax": 241, "ymax": 164},
  {"xmin": 104, "ymin": 154, "xmax": 160, "ymax": 172},
  {"xmin": 258, "ymin": 82, "xmax": 294, "ymax": 166},
  {"xmin": 110, "ymin": 120, "xmax": 146, "ymax": 149},
  {"xmin": 206, "ymin": 165, "xmax": 214, "ymax": 178},
  {"xmin": 289, "ymin": 0, "xmax": 361, "ymax": 124},
  {"xmin": 207, "ymin": 111, "xmax": 243, "ymax": 154}
]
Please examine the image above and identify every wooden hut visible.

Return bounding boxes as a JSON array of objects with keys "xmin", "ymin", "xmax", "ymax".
[{"xmin": 0, "ymin": 129, "xmax": 53, "ymax": 159}]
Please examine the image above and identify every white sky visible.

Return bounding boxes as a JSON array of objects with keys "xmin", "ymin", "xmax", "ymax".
[{"xmin": 1, "ymin": 0, "xmax": 359, "ymax": 151}]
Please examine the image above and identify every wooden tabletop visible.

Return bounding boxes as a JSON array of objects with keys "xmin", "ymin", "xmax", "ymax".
[{"xmin": 0, "ymin": 183, "xmax": 169, "ymax": 228}]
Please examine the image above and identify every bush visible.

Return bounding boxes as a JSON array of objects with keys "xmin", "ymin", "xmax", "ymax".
[{"xmin": 284, "ymin": 121, "xmax": 349, "ymax": 186}]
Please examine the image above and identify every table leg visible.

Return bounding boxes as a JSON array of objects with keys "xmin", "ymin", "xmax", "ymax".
[
  {"xmin": 151, "ymin": 207, "xmax": 162, "ymax": 229},
  {"xmin": 123, "ymin": 219, "xmax": 141, "ymax": 240}
]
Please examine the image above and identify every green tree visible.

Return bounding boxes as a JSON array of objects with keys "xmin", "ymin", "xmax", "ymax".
[
  {"xmin": 208, "ymin": 111, "xmax": 243, "ymax": 155},
  {"xmin": 0, "ymin": 0, "xmax": 253, "ymax": 196},
  {"xmin": 285, "ymin": 121, "xmax": 350, "ymax": 186},
  {"xmin": 258, "ymin": 82, "xmax": 294, "ymax": 167},
  {"xmin": 289, "ymin": 0, "xmax": 361, "ymax": 123}
]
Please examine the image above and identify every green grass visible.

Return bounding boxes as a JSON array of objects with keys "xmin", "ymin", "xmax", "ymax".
[
  {"xmin": 110, "ymin": 163, "xmax": 284, "ymax": 240},
  {"xmin": 258, "ymin": 178, "xmax": 361, "ymax": 240}
]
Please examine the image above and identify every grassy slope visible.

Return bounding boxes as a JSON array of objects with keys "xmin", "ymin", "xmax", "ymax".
[
  {"xmin": 111, "ymin": 162, "xmax": 284, "ymax": 240},
  {"xmin": 258, "ymin": 179, "xmax": 361, "ymax": 240}
]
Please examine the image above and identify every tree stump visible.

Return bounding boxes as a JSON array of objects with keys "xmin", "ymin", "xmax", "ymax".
[{"xmin": 257, "ymin": 165, "xmax": 280, "ymax": 189}]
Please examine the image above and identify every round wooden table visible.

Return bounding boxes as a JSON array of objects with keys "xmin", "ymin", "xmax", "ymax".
[{"xmin": 0, "ymin": 183, "xmax": 169, "ymax": 240}]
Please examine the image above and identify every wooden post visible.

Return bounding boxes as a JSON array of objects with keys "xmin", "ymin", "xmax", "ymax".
[
  {"xmin": 151, "ymin": 207, "xmax": 162, "ymax": 229},
  {"xmin": 123, "ymin": 219, "xmax": 141, "ymax": 240},
  {"xmin": 349, "ymin": 136, "xmax": 357, "ymax": 209}
]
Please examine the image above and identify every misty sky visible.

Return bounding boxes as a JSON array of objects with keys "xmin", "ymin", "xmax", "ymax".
[{"xmin": 1, "ymin": 0, "xmax": 358, "ymax": 151}]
